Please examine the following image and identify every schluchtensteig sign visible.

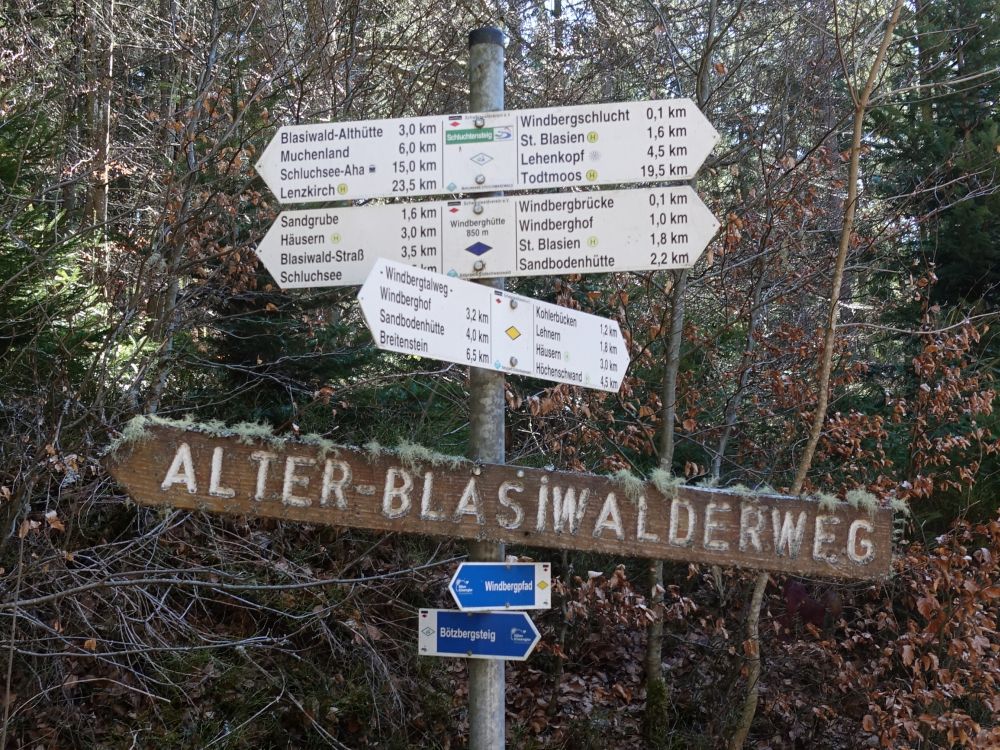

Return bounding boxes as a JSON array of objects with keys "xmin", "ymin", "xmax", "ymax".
[
  {"xmin": 106, "ymin": 423, "xmax": 893, "ymax": 579},
  {"xmin": 255, "ymin": 99, "xmax": 717, "ymax": 203}
]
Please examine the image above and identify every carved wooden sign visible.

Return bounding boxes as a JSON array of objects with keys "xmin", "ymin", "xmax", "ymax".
[{"xmin": 105, "ymin": 424, "xmax": 893, "ymax": 578}]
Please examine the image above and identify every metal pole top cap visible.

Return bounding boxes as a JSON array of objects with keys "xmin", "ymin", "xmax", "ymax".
[{"xmin": 468, "ymin": 27, "xmax": 505, "ymax": 48}]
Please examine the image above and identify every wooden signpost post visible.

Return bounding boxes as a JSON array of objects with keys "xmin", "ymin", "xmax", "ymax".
[{"xmin": 105, "ymin": 423, "xmax": 893, "ymax": 579}]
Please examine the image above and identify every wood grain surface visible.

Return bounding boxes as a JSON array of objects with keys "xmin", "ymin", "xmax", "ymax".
[{"xmin": 105, "ymin": 425, "xmax": 894, "ymax": 578}]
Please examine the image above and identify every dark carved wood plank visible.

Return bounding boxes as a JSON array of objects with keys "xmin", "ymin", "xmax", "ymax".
[{"xmin": 104, "ymin": 425, "xmax": 894, "ymax": 578}]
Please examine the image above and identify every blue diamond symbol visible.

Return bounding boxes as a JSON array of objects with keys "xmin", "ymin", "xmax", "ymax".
[
  {"xmin": 447, "ymin": 269, "xmax": 458, "ymax": 277},
  {"xmin": 465, "ymin": 242, "xmax": 491, "ymax": 256},
  {"xmin": 494, "ymin": 360, "xmax": 502, "ymax": 369},
  {"xmin": 447, "ymin": 182, "xmax": 458, "ymax": 191}
]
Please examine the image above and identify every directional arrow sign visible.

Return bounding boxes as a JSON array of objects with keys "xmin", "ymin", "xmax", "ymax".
[
  {"xmin": 418, "ymin": 609, "xmax": 541, "ymax": 660},
  {"xmin": 449, "ymin": 562, "xmax": 551, "ymax": 611},
  {"xmin": 256, "ymin": 186, "xmax": 717, "ymax": 288},
  {"xmin": 255, "ymin": 98, "xmax": 717, "ymax": 204},
  {"xmin": 358, "ymin": 259, "xmax": 629, "ymax": 392}
]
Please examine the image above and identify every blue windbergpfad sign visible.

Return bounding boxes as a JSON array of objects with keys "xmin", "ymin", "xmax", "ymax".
[{"xmin": 449, "ymin": 562, "xmax": 551, "ymax": 611}]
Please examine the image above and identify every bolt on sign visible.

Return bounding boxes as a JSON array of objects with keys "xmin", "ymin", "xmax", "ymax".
[{"xmin": 106, "ymin": 423, "xmax": 894, "ymax": 579}]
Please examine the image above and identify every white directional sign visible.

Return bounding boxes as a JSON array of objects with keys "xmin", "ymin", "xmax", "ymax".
[
  {"xmin": 257, "ymin": 186, "xmax": 717, "ymax": 288},
  {"xmin": 256, "ymin": 99, "xmax": 717, "ymax": 204},
  {"xmin": 358, "ymin": 259, "xmax": 629, "ymax": 392}
]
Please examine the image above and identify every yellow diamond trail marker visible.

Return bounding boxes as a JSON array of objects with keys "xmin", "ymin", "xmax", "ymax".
[{"xmin": 358, "ymin": 259, "xmax": 630, "ymax": 392}]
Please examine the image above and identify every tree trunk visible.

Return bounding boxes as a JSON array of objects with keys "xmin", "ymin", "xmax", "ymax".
[
  {"xmin": 643, "ymin": 0, "xmax": 717, "ymax": 742},
  {"xmin": 712, "ymin": 256, "xmax": 767, "ymax": 480},
  {"xmin": 727, "ymin": 3, "xmax": 904, "ymax": 747},
  {"xmin": 145, "ymin": 0, "xmax": 221, "ymax": 413},
  {"xmin": 87, "ymin": 0, "xmax": 114, "ymax": 284}
]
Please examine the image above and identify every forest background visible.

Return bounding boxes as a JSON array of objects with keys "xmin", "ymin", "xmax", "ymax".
[{"xmin": 2, "ymin": 0, "xmax": 999, "ymax": 747}]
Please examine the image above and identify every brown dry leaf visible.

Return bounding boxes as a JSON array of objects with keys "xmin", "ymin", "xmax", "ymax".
[
  {"xmin": 901, "ymin": 644, "xmax": 914, "ymax": 666},
  {"xmin": 83, "ymin": 638, "xmax": 97, "ymax": 651},
  {"xmin": 0, "ymin": 486, "xmax": 10, "ymax": 500},
  {"xmin": 917, "ymin": 595, "xmax": 939, "ymax": 619},
  {"xmin": 265, "ymin": 302, "xmax": 278, "ymax": 312},
  {"xmin": 713, "ymin": 61, "xmax": 727, "ymax": 75},
  {"xmin": 17, "ymin": 519, "xmax": 39, "ymax": 539},
  {"xmin": 45, "ymin": 510, "xmax": 66, "ymax": 532}
]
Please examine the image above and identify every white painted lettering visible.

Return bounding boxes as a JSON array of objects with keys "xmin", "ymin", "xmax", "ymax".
[
  {"xmin": 739, "ymin": 501, "xmax": 765, "ymax": 553},
  {"xmin": 497, "ymin": 481, "xmax": 525, "ymax": 530},
  {"xmin": 208, "ymin": 447, "xmax": 235, "ymax": 498},
  {"xmin": 282, "ymin": 456, "xmax": 315, "ymax": 507},
  {"xmin": 703, "ymin": 500, "xmax": 731, "ymax": 551},
  {"xmin": 161, "ymin": 442, "xmax": 197, "ymax": 493},
  {"xmin": 772, "ymin": 509, "xmax": 807, "ymax": 558},
  {"xmin": 453, "ymin": 478, "xmax": 484, "ymax": 524},
  {"xmin": 847, "ymin": 519, "xmax": 876, "ymax": 564},
  {"xmin": 249, "ymin": 450, "xmax": 277, "ymax": 501},
  {"xmin": 382, "ymin": 466, "xmax": 413, "ymax": 518},
  {"xmin": 420, "ymin": 471, "xmax": 446, "ymax": 520},
  {"xmin": 552, "ymin": 486, "xmax": 589, "ymax": 534},
  {"xmin": 637, "ymin": 495, "xmax": 659, "ymax": 542},
  {"xmin": 592, "ymin": 493, "xmax": 624, "ymax": 540},
  {"xmin": 536, "ymin": 476, "xmax": 550, "ymax": 531},
  {"xmin": 812, "ymin": 515, "xmax": 840, "ymax": 564},
  {"xmin": 320, "ymin": 459, "xmax": 350, "ymax": 509},
  {"xmin": 668, "ymin": 497, "xmax": 695, "ymax": 547}
]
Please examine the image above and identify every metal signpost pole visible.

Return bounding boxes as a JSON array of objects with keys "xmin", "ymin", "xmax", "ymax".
[{"xmin": 466, "ymin": 26, "xmax": 506, "ymax": 750}]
